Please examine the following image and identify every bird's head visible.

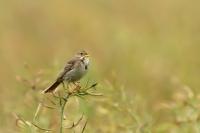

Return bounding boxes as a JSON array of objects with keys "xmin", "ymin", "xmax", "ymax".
[
  {"xmin": 76, "ymin": 50, "xmax": 89, "ymax": 57},
  {"xmin": 76, "ymin": 50, "xmax": 90, "ymax": 63}
]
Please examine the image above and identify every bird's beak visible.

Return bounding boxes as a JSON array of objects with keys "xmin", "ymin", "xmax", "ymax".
[{"xmin": 85, "ymin": 54, "xmax": 90, "ymax": 57}]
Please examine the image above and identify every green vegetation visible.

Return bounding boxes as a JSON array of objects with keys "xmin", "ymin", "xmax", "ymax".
[{"xmin": 0, "ymin": 0, "xmax": 200, "ymax": 132}]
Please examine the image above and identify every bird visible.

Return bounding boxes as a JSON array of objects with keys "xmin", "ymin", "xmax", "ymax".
[{"xmin": 43, "ymin": 50, "xmax": 90, "ymax": 93}]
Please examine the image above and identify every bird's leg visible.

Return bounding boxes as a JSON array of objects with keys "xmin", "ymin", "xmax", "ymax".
[
  {"xmin": 72, "ymin": 81, "xmax": 80, "ymax": 86},
  {"xmin": 72, "ymin": 82, "xmax": 81, "ymax": 92},
  {"xmin": 73, "ymin": 82, "xmax": 81, "ymax": 88},
  {"xmin": 67, "ymin": 83, "xmax": 74, "ymax": 94},
  {"xmin": 62, "ymin": 81, "xmax": 66, "ymax": 90},
  {"xmin": 62, "ymin": 81, "xmax": 71, "ymax": 91}
]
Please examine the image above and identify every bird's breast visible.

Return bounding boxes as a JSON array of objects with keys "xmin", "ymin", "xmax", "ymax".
[{"xmin": 64, "ymin": 62, "xmax": 88, "ymax": 82}]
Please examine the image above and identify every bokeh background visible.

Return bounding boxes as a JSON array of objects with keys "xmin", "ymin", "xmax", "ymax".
[{"xmin": 1, "ymin": 0, "xmax": 200, "ymax": 132}]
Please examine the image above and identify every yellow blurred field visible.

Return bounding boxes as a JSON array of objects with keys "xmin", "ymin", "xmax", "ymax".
[{"xmin": 0, "ymin": 0, "xmax": 200, "ymax": 132}]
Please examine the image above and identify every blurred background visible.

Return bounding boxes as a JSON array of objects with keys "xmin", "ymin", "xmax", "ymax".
[{"xmin": 1, "ymin": 0, "xmax": 200, "ymax": 132}]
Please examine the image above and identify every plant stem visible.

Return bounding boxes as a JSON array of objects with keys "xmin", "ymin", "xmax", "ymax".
[
  {"xmin": 60, "ymin": 101, "xmax": 66, "ymax": 133},
  {"xmin": 59, "ymin": 94, "xmax": 69, "ymax": 133}
]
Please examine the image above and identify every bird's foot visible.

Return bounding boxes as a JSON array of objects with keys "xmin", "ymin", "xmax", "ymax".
[{"xmin": 72, "ymin": 82, "xmax": 81, "ymax": 92}]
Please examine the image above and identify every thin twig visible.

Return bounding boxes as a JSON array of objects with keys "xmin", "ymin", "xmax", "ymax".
[
  {"xmin": 85, "ymin": 92, "xmax": 103, "ymax": 96},
  {"xmin": 13, "ymin": 113, "xmax": 52, "ymax": 132},
  {"xmin": 52, "ymin": 93, "xmax": 60, "ymax": 99},
  {"xmin": 64, "ymin": 115, "xmax": 84, "ymax": 129},
  {"xmin": 81, "ymin": 119, "xmax": 88, "ymax": 133},
  {"xmin": 46, "ymin": 96, "xmax": 57, "ymax": 105},
  {"xmin": 84, "ymin": 83, "xmax": 98, "ymax": 91},
  {"xmin": 13, "ymin": 113, "xmax": 29, "ymax": 127},
  {"xmin": 41, "ymin": 103, "xmax": 56, "ymax": 109},
  {"xmin": 31, "ymin": 122, "xmax": 52, "ymax": 132},
  {"xmin": 60, "ymin": 99, "xmax": 65, "ymax": 133},
  {"xmin": 83, "ymin": 78, "xmax": 90, "ymax": 90},
  {"xmin": 33, "ymin": 103, "xmax": 42, "ymax": 121},
  {"xmin": 59, "ymin": 93, "xmax": 70, "ymax": 133}
]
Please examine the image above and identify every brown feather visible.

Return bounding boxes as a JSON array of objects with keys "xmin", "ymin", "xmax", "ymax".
[
  {"xmin": 56, "ymin": 57, "xmax": 78, "ymax": 80},
  {"xmin": 43, "ymin": 80, "xmax": 61, "ymax": 93},
  {"xmin": 43, "ymin": 57, "xmax": 79, "ymax": 93}
]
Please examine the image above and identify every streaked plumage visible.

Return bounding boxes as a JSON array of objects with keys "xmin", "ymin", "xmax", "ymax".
[{"xmin": 43, "ymin": 50, "xmax": 90, "ymax": 93}]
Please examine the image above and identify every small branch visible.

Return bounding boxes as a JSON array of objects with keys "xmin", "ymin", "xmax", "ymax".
[
  {"xmin": 85, "ymin": 92, "xmax": 103, "ymax": 96},
  {"xmin": 41, "ymin": 103, "xmax": 56, "ymax": 109},
  {"xmin": 59, "ymin": 93, "xmax": 70, "ymax": 133},
  {"xmin": 84, "ymin": 83, "xmax": 98, "ymax": 91},
  {"xmin": 52, "ymin": 92, "xmax": 61, "ymax": 99},
  {"xmin": 33, "ymin": 103, "xmax": 42, "ymax": 121},
  {"xmin": 64, "ymin": 115, "xmax": 84, "ymax": 129},
  {"xmin": 60, "ymin": 100, "xmax": 65, "ymax": 133},
  {"xmin": 46, "ymin": 96, "xmax": 57, "ymax": 105},
  {"xmin": 31, "ymin": 122, "xmax": 53, "ymax": 132},
  {"xmin": 81, "ymin": 119, "xmax": 88, "ymax": 133},
  {"xmin": 13, "ymin": 113, "xmax": 29, "ymax": 127},
  {"xmin": 13, "ymin": 113, "xmax": 52, "ymax": 132},
  {"xmin": 83, "ymin": 79, "xmax": 90, "ymax": 90}
]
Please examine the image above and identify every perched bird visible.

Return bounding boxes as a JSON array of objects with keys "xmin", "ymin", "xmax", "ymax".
[{"xmin": 43, "ymin": 50, "xmax": 90, "ymax": 93}]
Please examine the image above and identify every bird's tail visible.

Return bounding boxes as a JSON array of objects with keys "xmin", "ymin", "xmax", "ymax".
[{"xmin": 43, "ymin": 80, "xmax": 61, "ymax": 93}]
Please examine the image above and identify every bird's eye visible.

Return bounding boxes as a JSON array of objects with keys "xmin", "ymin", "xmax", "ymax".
[{"xmin": 80, "ymin": 52, "xmax": 83, "ymax": 55}]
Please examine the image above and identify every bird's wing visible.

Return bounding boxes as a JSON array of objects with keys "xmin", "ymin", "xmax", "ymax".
[{"xmin": 56, "ymin": 57, "xmax": 79, "ymax": 82}]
